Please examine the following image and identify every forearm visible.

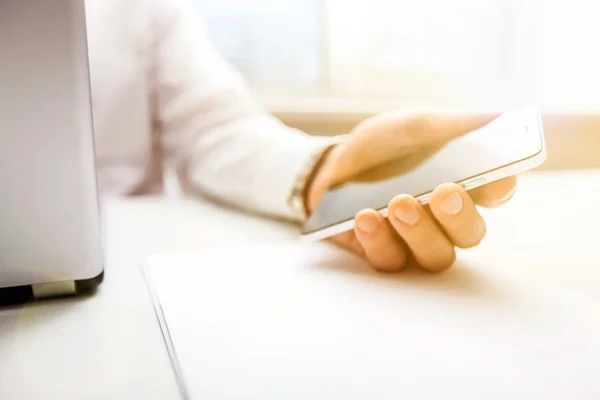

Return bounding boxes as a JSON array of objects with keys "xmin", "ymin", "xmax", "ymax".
[
  {"xmin": 150, "ymin": 0, "xmax": 334, "ymax": 221},
  {"xmin": 182, "ymin": 114, "xmax": 333, "ymax": 221}
]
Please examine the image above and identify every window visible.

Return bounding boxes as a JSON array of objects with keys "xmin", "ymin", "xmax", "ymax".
[
  {"xmin": 324, "ymin": 0, "xmax": 542, "ymax": 109},
  {"xmin": 192, "ymin": 0, "xmax": 323, "ymax": 94},
  {"xmin": 193, "ymin": 0, "xmax": 600, "ymax": 111}
]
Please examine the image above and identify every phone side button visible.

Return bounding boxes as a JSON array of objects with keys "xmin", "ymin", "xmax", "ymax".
[
  {"xmin": 417, "ymin": 195, "xmax": 431, "ymax": 205},
  {"xmin": 463, "ymin": 178, "xmax": 486, "ymax": 191}
]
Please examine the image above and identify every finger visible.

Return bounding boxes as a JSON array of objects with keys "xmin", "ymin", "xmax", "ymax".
[
  {"xmin": 388, "ymin": 195, "xmax": 456, "ymax": 272},
  {"xmin": 429, "ymin": 183, "xmax": 486, "ymax": 249},
  {"xmin": 354, "ymin": 209, "xmax": 409, "ymax": 273},
  {"xmin": 329, "ymin": 230, "xmax": 365, "ymax": 258},
  {"xmin": 469, "ymin": 175, "xmax": 517, "ymax": 208}
]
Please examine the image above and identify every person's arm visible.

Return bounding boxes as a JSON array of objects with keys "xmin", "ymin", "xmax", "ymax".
[
  {"xmin": 146, "ymin": 0, "xmax": 518, "ymax": 274},
  {"xmin": 149, "ymin": 0, "xmax": 333, "ymax": 221}
]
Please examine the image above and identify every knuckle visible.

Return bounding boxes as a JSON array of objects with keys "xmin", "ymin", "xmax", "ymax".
[
  {"xmin": 456, "ymin": 234, "xmax": 484, "ymax": 249},
  {"xmin": 371, "ymin": 257, "xmax": 408, "ymax": 273},
  {"xmin": 456, "ymin": 237, "xmax": 482, "ymax": 249},
  {"xmin": 368, "ymin": 246, "xmax": 409, "ymax": 273},
  {"xmin": 456, "ymin": 218, "xmax": 487, "ymax": 249},
  {"xmin": 421, "ymin": 248, "xmax": 456, "ymax": 272}
]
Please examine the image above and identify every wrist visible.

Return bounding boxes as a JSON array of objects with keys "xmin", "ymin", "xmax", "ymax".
[{"xmin": 305, "ymin": 143, "xmax": 344, "ymax": 214}]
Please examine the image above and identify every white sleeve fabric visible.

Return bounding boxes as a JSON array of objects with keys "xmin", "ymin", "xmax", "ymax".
[{"xmin": 149, "ymin": 0, "xmax": 332, "ymax": 221}]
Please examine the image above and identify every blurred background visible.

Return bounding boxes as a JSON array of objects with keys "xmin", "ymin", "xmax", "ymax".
[{"xmin": 193, "ymin": 0, "xmax": 600, "ymax": 169}]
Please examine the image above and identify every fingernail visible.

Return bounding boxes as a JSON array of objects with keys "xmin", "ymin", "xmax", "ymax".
[
  {"xmin": 393, "ymin": 199, "xmax": 420, "ymax": 226},
  {"xmin": 357, "ymin": 217, "xmax": 378, "ymax": 233},
  {"xmin": 440, "ymin": 192, "xmax": 464, "ymax": 215}
]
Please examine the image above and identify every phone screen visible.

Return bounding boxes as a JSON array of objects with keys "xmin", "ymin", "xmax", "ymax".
[{"xmin": 302, "ymin": 109, "xmax": 544, "ymax": 236}]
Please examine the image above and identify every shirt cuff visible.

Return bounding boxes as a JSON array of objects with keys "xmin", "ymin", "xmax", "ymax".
[{"xmin": 260, "ymin": 134, "xmax": 337, "ymax": 223}]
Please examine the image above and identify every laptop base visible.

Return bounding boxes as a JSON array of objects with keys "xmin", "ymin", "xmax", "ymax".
[{"xmin": 0, "ymin": 271, "xmax": 104, "ymax": 307}]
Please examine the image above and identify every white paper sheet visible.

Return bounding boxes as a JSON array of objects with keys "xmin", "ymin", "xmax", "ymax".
[{"xmin": 144, "ymin": 242, "xmax": 600, "ymax": 400}]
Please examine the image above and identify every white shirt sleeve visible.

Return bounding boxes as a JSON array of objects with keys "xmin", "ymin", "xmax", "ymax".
[{"xmin": 150, "ymin": 0, "xmax": 332, "ymax": 221}]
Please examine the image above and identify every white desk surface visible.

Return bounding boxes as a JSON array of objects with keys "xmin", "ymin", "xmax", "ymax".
[{"xmin": 1, "ymin": 169, "xmax": 600, "ymax": 400}]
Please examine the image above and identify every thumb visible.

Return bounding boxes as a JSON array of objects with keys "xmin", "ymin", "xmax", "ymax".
[{"xmin": 330, "ymin": 109, "xmax": 502, "ymax": 183}]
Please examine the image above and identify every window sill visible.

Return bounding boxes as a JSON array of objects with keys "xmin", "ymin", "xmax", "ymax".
[{"xmin": 263, "ymin": 95, "xmax": 600, "ymax": 119}]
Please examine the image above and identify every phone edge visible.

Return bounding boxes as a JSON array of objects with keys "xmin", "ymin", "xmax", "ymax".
[{"xmin": 301, "ymin": 118, "xmax": 547, "ymax": 242}]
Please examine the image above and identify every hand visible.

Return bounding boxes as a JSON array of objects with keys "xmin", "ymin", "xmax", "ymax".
[{"xmin": 307, "ymin": 108, "xmax": 517, "ymax": 273}]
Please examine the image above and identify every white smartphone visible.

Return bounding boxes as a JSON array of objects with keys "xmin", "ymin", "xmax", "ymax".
[{"xmin": 301, "ymin": 107, "xmax": 546, "ymax": 241}]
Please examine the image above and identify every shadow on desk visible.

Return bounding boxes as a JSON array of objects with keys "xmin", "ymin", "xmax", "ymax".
[{"xmin": 305, "ymin": 245, "xmax": 510, "ymax": 302}]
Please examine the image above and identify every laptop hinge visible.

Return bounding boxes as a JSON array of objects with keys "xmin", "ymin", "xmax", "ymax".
[{"xmin": 32, "ymin": 281, "xmax": 76, "ymax": 298}]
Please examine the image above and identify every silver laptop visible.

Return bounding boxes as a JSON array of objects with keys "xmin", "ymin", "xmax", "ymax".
[{"xmin": 0, "ymin": 0, "xmax": 104, "ymax": 304}]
